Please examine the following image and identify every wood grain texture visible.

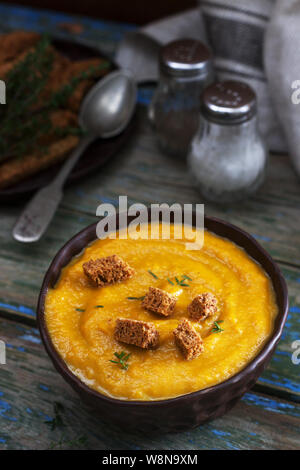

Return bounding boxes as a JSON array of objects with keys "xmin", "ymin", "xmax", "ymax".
[{"xmin": 0, "ymin": 317, "xmax": 299, "ymax": 450}]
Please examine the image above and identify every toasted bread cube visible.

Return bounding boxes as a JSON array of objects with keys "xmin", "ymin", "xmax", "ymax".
[
  {"xmin": 188, "ymin": 293, "xmax": 217, "ymax": 321},
  {"xmin": 0, "ymin": 135, "xmax": 79, "ymax": 189},
  {"xmin": 115, "ymin": 318, "xmax": 159, "ymax": 349},
  {"xmin": 0, "ymin": 31, "xmax": 40, "ymax": 64},
  {"xmin": 83, "ymin": 255, "xmax": 135, "ymax": 287},
  {"xmin": 142, "ymin": 287, "xmax": 176, "ymax": 317},
  {"xmin": 173, "ymin": 319, "xmax": 204, "ymax": 360}
]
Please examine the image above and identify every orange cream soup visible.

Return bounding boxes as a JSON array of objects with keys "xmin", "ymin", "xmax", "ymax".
[{"xmin": 45, "ymin": 225, "xmax": 278, "ymax": 400}]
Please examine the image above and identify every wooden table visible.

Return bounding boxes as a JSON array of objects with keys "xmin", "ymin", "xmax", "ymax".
[{"xmin": 0, "ymin": 3, "xmax": 299, "ymax": 451}]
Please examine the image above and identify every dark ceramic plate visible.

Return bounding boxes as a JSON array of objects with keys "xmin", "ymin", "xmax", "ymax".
[
  {"xmin": 0, "ymin": 39, "xmax": 135, "ymax": 203},
  {"xmin": 37, "ymin": 213, "xmax": 289, "ymax": 433}
]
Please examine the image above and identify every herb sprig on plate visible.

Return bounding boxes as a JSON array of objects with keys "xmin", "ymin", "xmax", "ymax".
[{"xmin": 0, "ymin": 34, "xmax": 110, "ymax": 162}]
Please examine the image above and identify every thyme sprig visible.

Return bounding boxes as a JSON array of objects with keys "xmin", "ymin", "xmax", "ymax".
[
  {"xmin": 110, "ymin": 351, "xmax": 131, "ymax": 370},
  {"xmin": 212, "ymin": 321, "xmax": 224, "ymax": 333},
  {"xmin": 127, "ymin": 296, "xmax": 145, "ymax": 301},
  {"xmin": 175, "ymin": 275, "xmax": 189, "ymax": 287},
  {"xmin": 148, "ymin": 270, "xmax": 159, "ymax": 279}
]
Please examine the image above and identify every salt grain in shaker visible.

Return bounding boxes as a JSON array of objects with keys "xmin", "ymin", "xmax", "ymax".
[
  {"xmin": 188, "ymin": 81, "xmax": 268, "ymax": 203},
  {"xmin": 149, "ymin": 39, "xmax": 214, "ymax": 158}
]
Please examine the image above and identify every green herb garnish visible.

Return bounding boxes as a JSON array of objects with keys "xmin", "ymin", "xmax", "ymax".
[
  {"xmin": 212, "ymin": 321, "xmax": 224, "ymax": 333},
  {"xmin": 94, "ymin": 305, "xmax": 104, "ymax": 308},
  {"xmin": 75, "ymin": 308, "xmax": 85, "ymax": 312},
  {"xmin": 183, "ymin": 274, "xmax": 192, "ymax": 281},
  {"xmin": 167, "ymin": 278, "xmax": 174, "ymax": 285},
  {"xmin": 148, "ymin": 270, "xmax": 158, "ymax": 279},
  {"xmin": 109, "ymin": 351, "xmax": 131, "ymax": 370},
  {"xmin": 127, "ymin": 296, "xmax": 145, "ymax": 301},
  {"xmin": 175, "ymin": 276, "xmax": 189, "ymax": 287}
]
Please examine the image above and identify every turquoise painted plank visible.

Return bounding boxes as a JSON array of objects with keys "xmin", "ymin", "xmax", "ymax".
[{"xmin": 0, "ymin": 3, "xmax": 136, "ymax": 54}]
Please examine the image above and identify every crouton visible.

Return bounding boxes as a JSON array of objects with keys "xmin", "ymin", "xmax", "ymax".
[
  {"xmin": 142, "ymin": 287, "xmax": 176, "ymax": 317},
  {"xmin": 83, "ymin": 255, "xmax": 135, "ymax": 287},
  {"xmin": 0, "ymin": 31, "xmax": 40, "ymax": 65},
  {"xmin": 34, "ymin": 47, "xmax": 71, "ymax": 105},
  {"xmin": 173, "ymin": 319, "xmax": 204, "ymax": 360},
  {"xmin": 67, "ymin": 79, "xmax": 94, "ymax": 113},
  {"xmin": 0, "ymin": 135, "xmax": 79, "ymax": 189},
  {"xmin": 188, "ymin": 293, "xmax": 217, "ymax": 322},
  {"xmin": 37, "ymin": 110, "xmax": 78, "ymax": 146},
  {"xmin": 115, "ymin": 318, "xmax": 159, "ymax": 349},
  {"xmin": 0, "ymin": 46, "xmax": 35, "ymax": 79},
  {"xmin": 62, "ymin": 59, "xmax": 110, "ymax": 113}
]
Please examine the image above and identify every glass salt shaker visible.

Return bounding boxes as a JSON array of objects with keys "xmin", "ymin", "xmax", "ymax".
[
  {"xmin": 188, "ymin": 81, "xmax": 268, "ymax": 203},
  {"xmin": 149, "ymin": 38, "xmax": 214, "ymax": 158}
]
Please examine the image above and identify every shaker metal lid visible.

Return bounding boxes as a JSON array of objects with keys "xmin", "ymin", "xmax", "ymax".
[
  {"xmin": 160, "ymin": 38, "xmax": 212, "ymax": 77},
  {"xmin": 202, "ymin": 81, "xmax": 257, "ymax": 123}
]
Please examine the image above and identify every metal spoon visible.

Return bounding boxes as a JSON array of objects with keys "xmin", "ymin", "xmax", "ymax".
[{"xmin": 12, "ymin": 70, "xmax": 137, "ymax": 243}]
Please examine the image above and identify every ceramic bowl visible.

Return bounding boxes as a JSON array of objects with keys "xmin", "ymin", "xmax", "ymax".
[{"xmin": 37, "ymin": 213, "xmax": 288, "ymax": 432}]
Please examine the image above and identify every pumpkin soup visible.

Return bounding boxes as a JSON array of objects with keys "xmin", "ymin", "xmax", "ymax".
[{"xmin": 45, "ymin": 224, "xmax": 278, "ymax": 400}]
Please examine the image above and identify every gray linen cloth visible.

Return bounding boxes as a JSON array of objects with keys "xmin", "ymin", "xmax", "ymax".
[{"xmin": 115, "ymin": 1, "xmax": 300, "ymax": 176}]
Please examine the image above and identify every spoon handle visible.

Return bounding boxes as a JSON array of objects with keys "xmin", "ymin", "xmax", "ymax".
[
  {"xmin": 51, "ymin": 135, "xmax": 93, "ymax": 188},
  {"xmin": 12, "ymin": 135, "xmax": 92, "ymax": 243}
]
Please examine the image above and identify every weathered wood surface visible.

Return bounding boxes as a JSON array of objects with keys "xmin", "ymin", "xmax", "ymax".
[
  {"xmin": 0, "ymin": 3, "xmax": 298, "ymax": 450},
  {"xmin": 0, "ymin": 317, "xmax": 299, "ymax": 450}
]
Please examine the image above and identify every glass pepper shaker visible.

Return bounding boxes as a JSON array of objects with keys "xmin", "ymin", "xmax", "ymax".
[
  {"xmin": 149, "ymin": 38, "xmax": 214, "ymax": 158},
  {"xmin": 188, "ymin": 81, "xmax": 268, "ymax": 203}
]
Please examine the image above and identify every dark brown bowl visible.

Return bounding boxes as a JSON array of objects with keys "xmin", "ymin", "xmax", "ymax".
[{"xmin": 37, "ymin": 213, "xmax": 288, "ymax": 433}]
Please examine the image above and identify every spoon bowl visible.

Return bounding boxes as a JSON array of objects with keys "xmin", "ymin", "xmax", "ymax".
[{"xmin": 80, "ymin": 70, "xmax": 137, "ymax": 138}]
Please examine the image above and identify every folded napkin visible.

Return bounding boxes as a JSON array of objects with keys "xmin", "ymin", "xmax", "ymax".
[
  {"xmin": 115, "ymin": 9, "xmax": 207, "ymax": 82},
  {"xmin": 115, "ymin": 1, "xmax": 300, "ymax": 176}
]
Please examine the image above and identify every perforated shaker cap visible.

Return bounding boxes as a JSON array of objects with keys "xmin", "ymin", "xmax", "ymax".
[
  {"xmin": 202, "ymin": 81, "xmax": 257, "ymax": 123},
  {"xmin": 160, "ymin": 38, "xmax": 213, "ymax": 78}
]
